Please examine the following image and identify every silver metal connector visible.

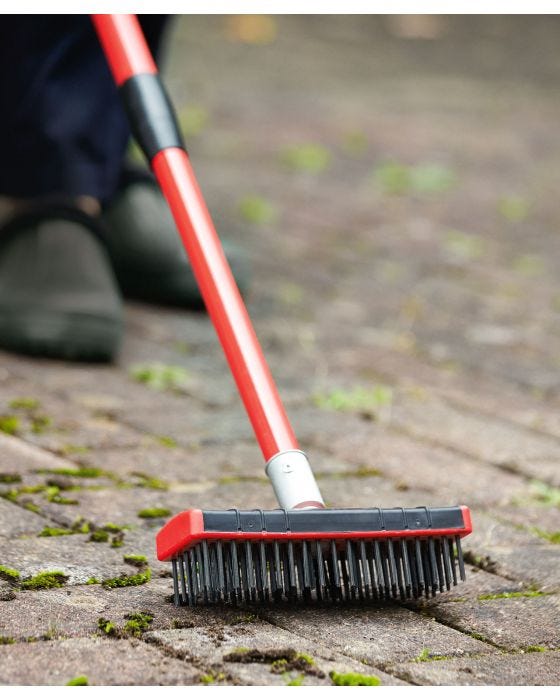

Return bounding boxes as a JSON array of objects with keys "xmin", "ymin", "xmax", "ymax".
[{"xmin": 265, "ymin": 449, "xmax": 325, "ymax": 510}]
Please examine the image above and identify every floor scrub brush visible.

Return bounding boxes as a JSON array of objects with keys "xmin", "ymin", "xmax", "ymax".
[{"xmin": 93, "ymin": 14, "xmax": 472, "ymax": 606}]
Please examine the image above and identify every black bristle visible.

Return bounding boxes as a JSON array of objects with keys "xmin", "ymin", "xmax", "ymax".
[{"xmin": 170, "ymin": 535, "xmax": 466, "ymax": 606}]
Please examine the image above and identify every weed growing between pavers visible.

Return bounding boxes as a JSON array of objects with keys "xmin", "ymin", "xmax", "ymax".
[
  {"xmin": 66, "ymin": 676, "xmax": 89, "ymax": 686},
  {"xmin": 0, "ymin": 565, "xmax": 20, "ymax": 582},
  {"xmin": 413, "ymin": 648, "xmax": 454, "ymax": 662},
  {"xmin": 478, "ymin": 590, "xmax": 547, "ymax": 601},
  {"xmin": 224, "ymin": 648, "xmax": 325, "ymax": 679},
  {"xmin": 38, "ymin": 466, "xmax": 106, "ymax": 479},
  {"xmin": 329, "ymin": 671, "xmax": 381, "ymax": 686},
  {"xmin": 198, "ymin": 671, "xmax": 226, "ymax": 685},
  {"xmin": 123, "ymin": 612, "xmax": 154, "ymax": 637}
]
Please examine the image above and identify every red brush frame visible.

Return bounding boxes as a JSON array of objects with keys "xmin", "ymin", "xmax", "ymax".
[
  {"xmin": 156, "ymin": 507, "xmax": 473, "ymax": 561},
  {"xmin": 92, "ymin": 14, "xmax": 298, "ymax": 461}
]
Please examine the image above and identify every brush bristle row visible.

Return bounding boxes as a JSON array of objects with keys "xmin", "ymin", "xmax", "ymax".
[{"xmin": 170, "ymin": 535, "xmax": 466, "ymax": 606}]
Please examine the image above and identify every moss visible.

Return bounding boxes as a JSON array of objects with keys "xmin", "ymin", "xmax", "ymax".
[
  {"xmin": 498, "ymin": 195, "xmax": 530, "ymax": 222},
  {"xmin": 103, "ymin": 522, "xmax": 127, "ymax": 533},
  {"xmin": 530, "ymin": 527, "xmax": 560, "ymax": 544},
  {"xmin": 0, "ymin": 636, "xmax": 15, "ymax": 645},
  {"xmin": 413, "ymin": 648, "xmax": 453, "ymax": 662},
  {"xmin": 0, "ymin": 415, "xmax": 20, "ymax": 435},
  {"xmin": 102, "ymin": 569, "xmax": 151, "ymax": 588},
  {"xmin": 30, "ymin": 415, "xmax": 52, "ymax": 434},
  {"xmin": 137, "ymin": 507, "xmax": 171, "ymax": 519},
  {"xmin": 129, "ymin": 362, "xmax": 189, "ymax": 392},
  {"xmin": 123, "ymin": 554, "xmax": 148, "ymax": 568},
  {"xmin": 237, "ymin": 195, "xmax": 277, "ymax": 225},
  {"xmin": 39, "ymin": 466, "xmax": 105, "ymax": 478},
  {"xmin": 39, "ymin": 527, "xmax": 75, "ymax": 537},
  {"xmin": 89, "ymin": 530, "xmax": 110, "ymax": 543},
  {"xmin": 0, "ymin": 473, "xmax": 21, "ymax": 484},
  {"xmin": 528, "ymin": 480, "xmax": 560, "ymax": 508},
  {"xmin": 47, "ymin": 489, "xmax": 79, "ymax": 506},
  {"xmin": 478, "ymin": 590, "xmax": 546, "ymax": 601},
  {"xmin": 71, "ymin": 518, "xmax": 91, "ymax": 534},
  {"xmin": 123, "ymin": 611, "xmax": 154, "ymax": 637},
  {"xmin": 66, "ymin": 676, "xmax": 88, "ymax": 686},
  {"xmin": 97, "ymin": 618, "xmax": 117, "ymax": 636},
  {"xmin": 286, "ymin": 675, "xmax": 304, "ymax": 686},
  {"xmin": 57, "ymin": 444, "xmax": 90, "ymax": 456},
  {"xmin": 280, "ymin": 143, "xmax": 331, "ymax": 174},
  {"xmin": 372, "ymin": 161, "xmax": 455, "ymax": 196},
  {"xmin": 110, "ymin": 534, "xmax": 124, "ymax": 549},
  {"xmin": 329, "ymin": 671, "xmax": 381, "ymax": 686},
  {"xmin": 86, "ymin": 577, "xmax": 100, "ymax": 585},
  {"xmin": 317, "ymin": 466, "xmax": 383, "ymax": 480},
  {"xmin": 313, "ymin": 385, "xmax": 393, "ymax": 420},
  {"xmin": 0, "ymin": 565, "xmax": 21, "ymax": 582},
  {"xmin": 20, "ymin": 571, "xmax": 68, "ymax": 590},
  {"xmin": 9, "ymin": 397, "xmax": 40, "ymax": 410},
  {"xmin": 131, "ymin": 472, "xmax": 169, "ymax": 491},
  {"xmin": 199, "ymin": 672, "xmax": 225, "ymax": 685},
  {"xmin": 523, "ymin": 645, "xmax": 548, "ymax": 653},
  {"xmin": 156, "ymin": 435, "xmax": 178, "ymax": 448}
]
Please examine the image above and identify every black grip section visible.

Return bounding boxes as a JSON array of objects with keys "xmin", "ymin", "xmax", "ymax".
[
  {"xmin": 202, "ymin": 506, "xmax": 466, "ymax": 534},
  {"xmin": 119, "ymin": 73, "xmax": 184, "ymax": 161}
]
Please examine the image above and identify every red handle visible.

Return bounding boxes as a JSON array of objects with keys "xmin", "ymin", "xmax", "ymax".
[{"xmin": 92, "ymin": 15, "xmax": 299, "ymax": 461}]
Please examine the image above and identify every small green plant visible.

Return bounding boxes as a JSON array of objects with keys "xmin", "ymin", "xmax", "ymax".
[
  {"xmin": 0, "ymin": 636, "xmax": 15, "ymax": 645},
  {"xmin": 129, "ymin": 362, "xmax": 189, "ymax": 392},
  {"xmin": 156, "ymin": 435, "xmax": 178, "ymax": 448},
  {"xmin": 413, "ymin": 647, "xmax": 452, "ymax": 662},
  {"xmin": 66, "ymin": 676, "xmax": 89, "ymax": 686},
  {"xmin": 0, "ymin": 565, "xmax": 20, "ymax": 582},
  {"xmin": 286, "ymin": 675, "xmax": 304, "ymax": 686},
  {"xmin": 39, "ymin": 466, "xmax": 105, "ymax": 478},
  {"xmin": 137, "ymin": 507, "xmax": 171, "ymax": 519},
  {"xmin": 329, "ymin": 671, "xmax": 381, "ymax": 686},
  {"xmin": 280, "ymin": 143, "xmax": 331, "ymax": 173},
  {"xmin": 0, "ymin": 415, "xmax": 20, "ymax": 435},
  {"xmin": 30, "ymin": 415, "xmax": 51, "ymax": 434},
  {"xmin": 86, "ymin": 577, "xmax": 100, "ymax": 585},
  {"xmin": 199, "ymin": 671, "xmax": 226, "ymax": 685},
  {"xmin": 20, "ymin": 571, "xmax": 68, "ymax": 590},
  {"xmin": 530, "ymin": 527, "xmax": 560, "ymax": 544},
  {"xmin": 314, "ymin": 385, "xmax": 393, "ymax": 420},
  {"xmin": 237, "ymin": 195, "xmax": 277, "ymax": 224},
  {"xmin": 131, "ymin": 472, "xmax": 169, "ymax": 491},
  {"xmin": 102, "ymin": 569, "xmax": 151, "ymax": 588},
  {"xmin": 89, "ymin": 530, "xmax": 110, "ymax": 543}
]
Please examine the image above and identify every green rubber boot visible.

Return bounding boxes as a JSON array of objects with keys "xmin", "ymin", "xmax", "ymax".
[
  {"xmin": 103, "ymin": 178, "xmax": 250, "ymax": 308},
  {"xmin": 0, "ymin": 207, "xmax": 123, "ymax": 362}
]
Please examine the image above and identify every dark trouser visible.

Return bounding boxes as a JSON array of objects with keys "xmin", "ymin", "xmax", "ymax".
[{"xmin": 0, "ymin": 15, "xmax": 168, "ymax": 204}]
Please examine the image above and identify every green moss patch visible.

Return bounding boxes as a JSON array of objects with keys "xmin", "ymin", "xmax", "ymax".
[
  {"xmin": 498, "ymin": 195, "xmax": 530, "ymax": 222},
  {"xmin": 280, "ymin": 144, "xmax": 331, "ymax": 174},
  {"xmin": 123, "ymin": 554, "xmax": 148, "ymax": 568},
  {"xmin": 0, "ymin": 636, "xmax": 15, "ymax": 645},
  {"xmin": 413, "ymin": 647, "xmax": 454, "ymax": 662},
  {"xmin": 39, "ymin": 527, "xmax": 76, "ymax": 537},
  {"xmin": 66, "ymin": 676, "xmax": 89, "ymax": 686},
  {"xmin": 129, "ymin": 362, "xmax": 189, "ymax": 392},
  {"xmin": 123, "ymin": 611, "xmax": 154, "ymax": 637},
  {"xmin": 528, "ymin": 480, "xmax": 560, "ymax": 508},
  {"xmin": 224, "ymin": 648, "xmax": 324, "ymax": 678},
  {"xmin": 372, "ymin": 161, "xmax": 455, "ymax": 196},
  {"xmin": 329, "ymin": 671, "xmax": 381, "ymax": 686},
  {"xmin": 20, "ymin": 571, "xmax": 68, "ymax": 590},
  {"xmin": 237, "ymin": 195, "xmax": 277, "ymax": 225},
  {"xmin": 0, "ymin": 415, "xmax": 20, "ymax": 435},
  {"xmin": 0, "ymin": 565, "xmax": 20, "ymax": 582},
  {"xmin": 530, "ymin": 528, "xmax": 560, "ymax": 544},
  {"xmin": 131, "ymin": 472, "xmax": 169, "ymax": 491},
  {"xmin": 102, "ymin": 569, "xmax": 151, "ymax": 589},
  {"xmin": 0, "ymin": 473, "xmax": 21, "ymax": 484},
  {"xmin": 137, "ymin": 507, "xmax": 171, "ymax": 519},
  {"xmin": 199, "ymin": 671, "xmax": 226, "ymax": 685},
  {"xmin": 313, "ymin": 385, "xmax": 393, "ymax": 420},
  {"xmin": 9, "ymin": 397, "xmax": 40, "ymax": 411},
  {"xmin": 38, "ymin": 466, "xmax": 105, "ymax": 479},
  {"xmin": 478, "ymin": 590, "xmax": 546, "ymax": 601},
  {"xmin": 97, "ymin": 618, "xmax": 117, "ymax": 636}
]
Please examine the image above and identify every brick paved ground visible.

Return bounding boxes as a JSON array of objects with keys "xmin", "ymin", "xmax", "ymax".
[{"xmin": 1, "ymin": 16, "xmax": 559, "ymax": 686}]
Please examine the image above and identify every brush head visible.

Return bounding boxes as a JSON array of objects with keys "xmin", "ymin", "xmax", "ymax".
[{"xmin": 157, "ymin": 506, "xmax": 472, "ymax": 606}]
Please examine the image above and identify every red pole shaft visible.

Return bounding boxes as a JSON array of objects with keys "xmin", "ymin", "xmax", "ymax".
[{"xmin": 92, "ymin": 15, "xmax": 299, "ymax": 461}]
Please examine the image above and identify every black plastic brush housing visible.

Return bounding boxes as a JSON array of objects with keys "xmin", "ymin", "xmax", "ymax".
[{"xmin": 157, "ymin": 505, "xmax": 472, "ymax": 606}]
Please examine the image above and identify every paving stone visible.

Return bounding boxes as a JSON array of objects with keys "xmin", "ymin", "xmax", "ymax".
[
  {"xmin": 0, "ymin": 534, "xmax": 146, "ymax": 586},
  {"xmin": 0, "ymin": 499, "xmax": 58, "ymax": 537},
  {"xmin": 0, "ymin": 638, "xmax": 200, "ymax": 685},
  {"xmin": 433, "ymin": 594, "xmax": 560, "ymax": 651},
  {"xmin": 264, "ymin": 605, "xmax": 493, "ymax": 666},
  {"xmin": 147, "ymin": 623, "xmax": 405, "ymax": 686},
  {"xmin": 464, "ymin": 512, "xmax": 560, "ymax": 593},
  {"xmin": 393, "ymin": 650, "xmax": 560, "ymax": 685}
]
